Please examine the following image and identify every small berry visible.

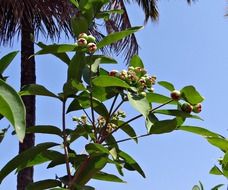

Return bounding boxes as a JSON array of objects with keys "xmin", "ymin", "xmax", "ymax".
[
  {"xmin": 87, "ymin": 35, "xmax": 96, "ymax": 43},
  {"xmin": 109, "ymin": 70, "xmax": 119, "ymax": 77},
  {"xmin": 78, "ymin": 38, "xmax": 87, "ymax": 47},
  {"xmin": 170, "ymin": 90, "xmax": 181, "ymax": 101},
  {"xmin": 87, "ymin": 42, "xmax": 97, "ymax": 53},
  {"xmin": 181, "ymin": 103, "xmax": 193, "ymax": 113},
  {"xmin": 193, "ymin": 103, "xmax": 202, "ymax": 113},
  {"xmin": 140, "ymin": 91, "xmax": 147, "ymax": 97},
  {"xmin": 78, "ymin": 33, "xmax": 88, "ymax": 39}
]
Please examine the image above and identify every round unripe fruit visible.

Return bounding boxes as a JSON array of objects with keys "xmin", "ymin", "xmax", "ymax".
[
  {"xmin": 139, "ymin": 91, "xmax": 147, "ymax": 97},
  {"xmin": 181, "ymin": 103, "xmax": 193, "ymax": 113},
  {"xmin": 87, "ymin": 42, "xmax": 97, "ymax": 53},
  {"xmin": 78, "ymin": 33, "xmax": 88, "ymax": 39},
  {"xmin": 170, "ymin": 90, "xmax": 181, "ymax": 101},
  {"xmin": 78, "ymin": 38, "xmax": 87, "ymax": 47},
  {"xmin": 87, "ymin": 35, "xmax": 96, "ymax": 43},
  {"xmin": 193, "ymin": 103, "xmax": 202, "ymax": 113}
]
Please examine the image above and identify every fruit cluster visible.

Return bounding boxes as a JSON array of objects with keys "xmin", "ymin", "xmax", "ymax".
[
  {"xmin": 109, "ymin": 66, "xmax": 156, "ymax": 96},
  {"xmin": 170, "ymin": 90, "xmax": 202, "ymax": 113},
  {"xmin": 76, "ymin": 33, "xmax": 97, "ymax": 54}
]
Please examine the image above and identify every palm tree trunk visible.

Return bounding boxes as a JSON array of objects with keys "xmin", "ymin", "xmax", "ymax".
[{"xmin": 17, "ymin": 19, "xmax": 36, "ymax": 190}]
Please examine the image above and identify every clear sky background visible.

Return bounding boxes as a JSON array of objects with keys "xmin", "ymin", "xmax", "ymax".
[{"xmin": 1, "ymin": 0, "xmax": 228, "ymax": 189}]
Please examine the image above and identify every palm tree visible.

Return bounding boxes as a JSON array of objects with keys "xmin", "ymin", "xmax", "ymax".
[
  {"xmin": 0, "ymin": 1, "xmax": 74, "ymax": 189},
  {"xmin": 0, "ymin": 0, "xmax": 194, "ymax": 189}
]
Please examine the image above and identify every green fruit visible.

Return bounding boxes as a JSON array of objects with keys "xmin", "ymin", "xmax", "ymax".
[
  {"xmin": 87, "ymin": 35, "xmax": 96, "ymax": 43},
  {"xmin": 181, "ymin": 103, "xmax": 193, "ymax": 113},
  {"xmin": 140, "ymin": 91, "xmax": 147, "ymax": 97},
  {"xmin": 78, "ymin": 33, "xmax": 88, "ymax": 40},
  {"xmin": 170, "ymin": 90, "xmax": 181, "ymax": 101}
]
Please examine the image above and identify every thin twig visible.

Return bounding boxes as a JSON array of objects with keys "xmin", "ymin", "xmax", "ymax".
[
  {"xmin": 89, "ymin": 61, "xmax": 97, "ymax": 140},
  {"xmin": 100, "ymin": 99, "xmax": 174, "ymax": 143},
  {"xmin": 83, "ymin": 109, "xmax": 93, "ymax": 124},
  {"xmin": 62, "ymin": 100, "xmax": 72, "ymax": 183},
  {"xmin": 98, "ymin": 94, "xmax": 119, "ymax": 141},
  {"xmin": 110, "ymin": 99, "xmax": 125, "ymax": 118},
  {"xmin": 104, "ymin": 133, "xmax": 153, "ymax": 145}
]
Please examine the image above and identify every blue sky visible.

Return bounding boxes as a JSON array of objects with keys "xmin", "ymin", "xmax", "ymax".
[{"xmin": 1, "ymin": 0, "xmax": 228, "ymax": 189}]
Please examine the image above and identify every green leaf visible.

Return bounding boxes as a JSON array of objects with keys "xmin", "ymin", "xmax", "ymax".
[
  {"xmin": 149, "ymin": 119, "xmax": 177, "ymax": 134},
  {"xmin": 209, "ymin": 165, "xmax": 224, "ymax": 175},
  {"xmin": 71, "ymin": 15, "xmax": 89, "ymax": 36},
  {"xmin": 206, "ymin": 137, "xmax": 228, "ymax": 152},
  {"xmin": 92, "ymin": 75, "xmax": 130, "ymax": 88},
  {"xmin": 111, "ymin": 120, "xmax": 138, "ymax": 143},
  {"xmin": 129, "ymin": 55, "xmax": 144, "ymax": 68},
  {"xmin": 69, "ymin": 0, "xmax": 79, "ymax": 8},
  {"xmin": 222, "ymin": 151, "xmax": 228, "ymax": 171},
  {"xmin": 67, "ymin": 52, "xmax": 86, "ymax": 82},
  {"xmin": 119, "ymin": 150, "xmax": 145, "ymax": 178},
  {"xmin": 178, "ymin": 126, "xmax": 222, "ymax": 138},
  {"xmin": 75, "ymin": 155, "xmax": 109, "ymax": 185},
  {"xmin": 146, "ymin": 93, "xmax": 176, "ymax": 104},
  {"xmin": 19, "ymin": 84, "xmax": 58, "ymax": 98},
  {"xmin": 158, "ymin": 81, "xmax": 175, "ymax": 91},
  {"xmin": 92, "ymin": 86, "xmax": 118, "ymax": 102},
  {"xmin": 92, "ymin": 171, "xmax": 125, "ymax": 183},
  {"xmin": 26, "ymin": 179, "xmax": 61, "ymax": 190},
  {"xmin": 36, "ymin": 42, "xmax": 71, "ymax": 65},
  {"xmin": 154, "ymin": 109, "xmax": 203, "ymax": 120},
  {"xmin": 0, "ymin": 127, "xmax": 9, "ymax": 143},
  {"xmin": 0, "ymin": 51, "xmax": 18, "ymax": 74},
  {"xmin": 211, "ymin": 184, "xmax": 224, "ymax": 190},
  {"xmin": 180, "ymin": 86, "xmax": 204, "ymax": 105},
  {"xmin": 192, "ymin": 185, "xmax": 200, "ymax": 190},
  {"xmin": 86, "ymin": 143, "xmax": 110, "ymax": 155},
  {"xmin": 128, "ymin": 92, "xmax": 151, "ymax": 118},
  {"xmin": 85, "ymin": 55, "xmax": 117, "ymax": 64},
  {"xmin": 67, "ymin": 94, "xmax": 109, "ymax": 117},
  {"xmin": 0, "ymin": 142, "xmax": 58, "ymax": 184},
  {"xmin": 0, "ymin": 79, "xmax": 26, "ymax": 142},
  {"xmin": 26, "ymin": 125, "xmax": 62, "ymax": 136},
  {"xmin": 17, "ymin": 150, "xmax": 63, "ymax": 172},
  {"xmin": 36, "ymin": 43, "xmax": 78, "ymax": 55},
  {"xmin": 97, "ymin": 26, "xmax": 143, "ymax": 49}
]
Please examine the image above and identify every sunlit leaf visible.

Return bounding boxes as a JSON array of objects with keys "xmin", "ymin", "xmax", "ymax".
[
  {"xmin": 129, "ymin": 55, "xmax": 144, "ymax": 68},
  {"xmin": 0, "ymin": 79, "xmax": 26, "ymax": 142},
  {"xmin": 209, "ymin": 165, "xmax": 223, "ymax": 175},
  {"xmin": 149, "ymin": 119, "xmax": 177, "ymax": 134},
  {"xmin": 180, "ymin": 86, "xmax": 204, "ymax": 105},
  {"xmin": 93, "ymin": 75, "xmax": 130, "ymax": 88},
  {"xmin": 97, "ymin": 26, "xmax": 143, "ymax": 49},
  {"xmin": 158, "ymin": 81, "xmax": 175, "ymax": 91},
  {"xmin": 36, "ymin": 42, "xmax": 71, "ymax": 65},
  {"xmin": 154, "ymin": 109, "xmax": 203, "ymax": 120},
  {"xmin": 178, "ymin": 126, "xmax": 223, "ymax": 138},
  {"xmin": 128, "ymin": 92, "xmax": 151, "ymax": 118},
  {"xmin": 146, "ymin": 93, "xmax": 176, "ymax": 104},
  {"xmin": 92, "ymin": 171, "xmax": 125, "ymax": 183},
  {"xmin": 206, "ymin": 137, "xmax": 228, "ymax": 152},
  {"xmin": 119, "ymin": 150, "xmax": 145, "ymax": 178},
  {"xmin": 0, "ymin": 51, "xmax": 18, "ymax": 74}
]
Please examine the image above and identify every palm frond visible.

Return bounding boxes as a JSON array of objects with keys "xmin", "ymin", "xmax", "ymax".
[
  {"xmin": 0, "ymin": 0, "xmax": 75, "ymax": 45},
  {"xmin": 103, "ymin": 0, "xmax": 139, "ymax": 63}
]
